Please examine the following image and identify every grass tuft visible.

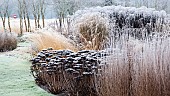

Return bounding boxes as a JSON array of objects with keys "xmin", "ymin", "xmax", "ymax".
[{"xmin": 0, "ymin": 32, "xmax": 17, "ymax": 52}]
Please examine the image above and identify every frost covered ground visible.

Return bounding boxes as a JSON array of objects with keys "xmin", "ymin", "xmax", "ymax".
[
  {"xmin": 0, "ymin": 41, "xmax": 54, "ymax": 96},
  {"xmin": 0, "ymin": 16, "xmax": 77, "ymax": 95}
]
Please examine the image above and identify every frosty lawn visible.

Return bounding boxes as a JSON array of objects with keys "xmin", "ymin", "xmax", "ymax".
[{"xmin": 0, "ymin": 42, "xmax": 54, "ymax": 96}]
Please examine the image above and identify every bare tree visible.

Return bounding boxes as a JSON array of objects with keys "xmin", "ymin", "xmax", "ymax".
[
  {"xmin": 40, "ymin": 0, "xmax": 46, "ymax": 28},
  {"xmin": 0, "ymin": 0, "xmax": 8, "ymax": 32},
  {"xmin": 22, "ymin": 0, "xmax": 31, "ymax": 32},
  {"xmin": 30, "ymin": 0, "xmax": 40, "ymax": 29},
  {"xmin": 37, "ymin": 4, "xmax": 41, "ymax": 28},
  {"xmin": 7, "ymin": 6, "xmax": 11, "ymax": 32},
  {"xmin": 26, "ymin": 0, "xmax": 32, "ymax": 32},
  {"xmin": 18, "ymin": 0, "xmax": 24, "ymax": 35},
  {"xmin": 31, "ymin": 0, "xmax": 38, "ymax": 29},
  {"xmin": 52, "ymin": 0, "xmax": 65, "ymax": 31},
  {"xmin": 52, "ymin": 0, "xmax": 79, "ymax": 31},
  {"xmin": 23, "ymin": 0, "xmax": 28, "ymax": 32},
  {"xmin": 31, "ymin": 0, "xmax": 46, "ymax": 29}
]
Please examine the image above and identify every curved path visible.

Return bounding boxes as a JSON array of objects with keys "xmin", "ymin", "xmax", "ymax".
[{"xmin": 0, "ymin": 42, "xmax": 54, "ymax": 96}]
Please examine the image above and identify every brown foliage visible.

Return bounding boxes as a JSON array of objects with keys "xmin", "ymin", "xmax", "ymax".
[
  {"xmin": 96, "ymin": 36, "xmax": 170, "ymax": 96},
  {"xmin": 25, "ymin": 30, "xmax": 78, "ymax": 53},
  {"xmin": 0, "ymin": 32, "xmax": 17, "ymax": 52}
]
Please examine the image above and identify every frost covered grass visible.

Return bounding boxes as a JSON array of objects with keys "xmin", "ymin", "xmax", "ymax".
[
  {"xmin": 0, "ymin": 41, "xmax": 54, "ymax": 96},
  {"xmin": 0, "ymin": 32, "xmax": 17, "ymax": 52},
  {"xmin": 95, "ymin": 32, "xmax": 170, "ymax": 96}
]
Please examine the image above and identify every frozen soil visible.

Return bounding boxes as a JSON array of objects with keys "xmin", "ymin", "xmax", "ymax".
[{"xmin": 0, "ymin": 41, "xmax": 54, "ymax": 96}]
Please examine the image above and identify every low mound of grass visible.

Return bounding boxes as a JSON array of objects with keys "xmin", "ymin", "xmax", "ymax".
[
  {"xmin": 21, "ymin": 29, "xmax": 78, "ymax": 53},
  {"xmin": 0, "ymin": 32, "xmax": 17, "ymax": 52}
]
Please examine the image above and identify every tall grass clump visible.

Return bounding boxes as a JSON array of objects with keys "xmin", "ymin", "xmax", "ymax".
[
  {"xmin": 95, "ymin": 31, "xmax": 170, "ymax": 96},
  {"xmin": 0, "ymin": 32, "xmax": 17, "ymax": 52},
  {"xmin": 73, "ymin": 13, "xmax": 108, "ymax": 50}
]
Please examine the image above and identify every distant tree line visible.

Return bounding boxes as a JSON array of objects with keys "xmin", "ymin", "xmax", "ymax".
[
  {"xmin": 0, "ymin": 0, "xmax": 169, "ymax": 35},
  {"xmin": 0, "ymin": 0, "xmax": 11, "ymax": 32},
  {"xmin": 0, "ymin": 0, "xmax": 46, "ymax": 35}
]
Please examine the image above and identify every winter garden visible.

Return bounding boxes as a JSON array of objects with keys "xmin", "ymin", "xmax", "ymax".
[{"xmin": 0, "ymin": 0, "xmax": 170, "ymax": 96}]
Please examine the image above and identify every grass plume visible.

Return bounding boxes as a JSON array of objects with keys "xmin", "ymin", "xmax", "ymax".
[{"xmin": 74, "ymin": 13, "xmax": 108, "ymax": 50}]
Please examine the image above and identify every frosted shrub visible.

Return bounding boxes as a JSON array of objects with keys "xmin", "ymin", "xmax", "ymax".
[
  {"xmin": 72, "ymin": 5, "xmax": 168, "ymax": 43},
  {"xmin": 0, "ymin": 32, "xmax": 17, "ymax": 52}
]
